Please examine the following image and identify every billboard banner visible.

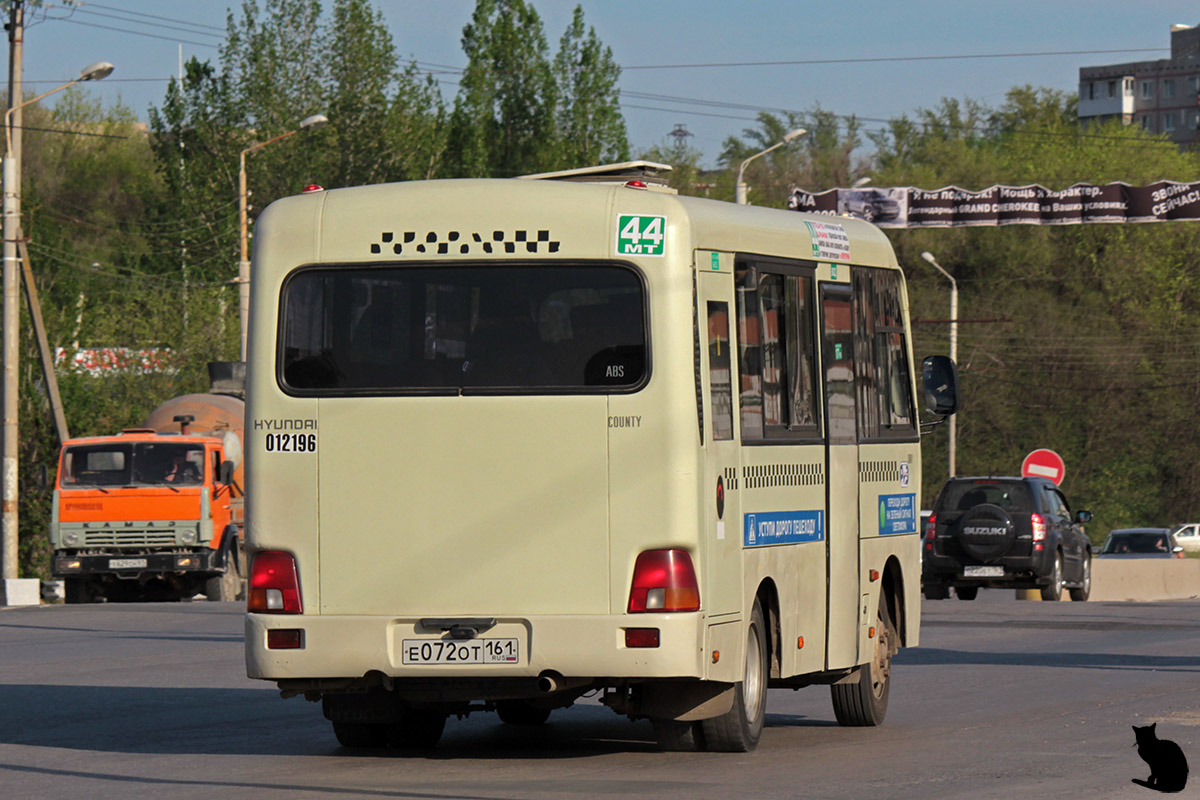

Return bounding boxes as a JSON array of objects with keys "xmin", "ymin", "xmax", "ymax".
[{"xmin": 787, "ymin": 181, "xmax": 1200, "ymax": 227}]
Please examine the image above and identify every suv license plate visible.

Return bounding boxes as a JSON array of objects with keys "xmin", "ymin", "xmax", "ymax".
[
  {"xmin": 401, "ymin": 638, "xmax": 519, "ymax": 665},
  {"xmin": 109, "ymin": 558, "xmax": 148, "ymax": 569},
  {"xmin": 963, "ymin": 565, "xmax": 1004, "ymax": 578}
]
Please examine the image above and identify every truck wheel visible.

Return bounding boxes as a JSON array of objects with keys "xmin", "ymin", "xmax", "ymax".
[
  {"xmin": 1040, "ymin": 552, "xmax": 1063, "ymax": 602},
  {"xmin": 332, "ymin": 721, "xmax": 387, "ymax": 749},
  {"xmin": 496, "ymin": 700, "xmax": 551, "ymax": 725},
  {"xmin": 205, "ymin": 551, "xmax": 240, "ymax": 602},
  {"xmin": 64, "ymin": 578, "xmax": 95, "ymax": 604},
  {"xmin": 700, "ymin": 598, "xmax": 767, "ymax": 752},
  {"xmin": 831, "ymin": 595, "xmax": 893, "ymax": 727},
  {"xmin": 387, "ymin": 708, "xmax": 446, "ymax": 749},
  {"xmin": 1069, "ymin": 554, "xmax": 1091, "ymax": 602}
]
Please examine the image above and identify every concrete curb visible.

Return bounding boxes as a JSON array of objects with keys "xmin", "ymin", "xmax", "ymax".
[{"xmin": 1018, "ymin": 558, "xmax": 1200, "ymax": 602}]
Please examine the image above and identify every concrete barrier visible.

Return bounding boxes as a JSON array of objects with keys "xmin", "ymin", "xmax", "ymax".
[{"xmin": 1018, "ymin": 558, "xmax": 1200, "ymax": 602}]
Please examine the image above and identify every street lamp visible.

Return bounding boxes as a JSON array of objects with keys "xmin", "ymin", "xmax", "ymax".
[
  {"xmin": 735, "ymin": 127, "xmax": 806, "ymax": 205},
  {"xmin": 920, "ymin": 251, "xmax": 958, "ymax": 479},
  {"xmin": 3, "ymin": 61, "xmax": 113, "ymax": 585},
  {"xmin": 238, "ymin": 113, "xmax": 328, "ymax": 361}
]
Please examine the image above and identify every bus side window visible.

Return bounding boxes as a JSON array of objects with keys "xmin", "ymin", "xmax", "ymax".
[
  {"xmin": 707, "ymin": 301, "xmax": 734, "ymax": 441},
  {"xmin": 735, "ymin": 261, "xmax": 820, "ymax": 442},
  {"xmin": 853, "ymin": 267, "xmax": 916, "ymax": 439}
]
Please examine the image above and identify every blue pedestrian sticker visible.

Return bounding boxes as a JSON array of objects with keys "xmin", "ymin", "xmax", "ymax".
[
  {"xmin": 879, "ymin": 493, "xmax": 917, "ymax": 535},
  {"xmin": 744, "ymin": 510, "xmax": 825, "ymax": 547}
]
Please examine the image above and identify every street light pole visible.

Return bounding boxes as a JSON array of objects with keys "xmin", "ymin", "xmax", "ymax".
[
  {"xmin": 2, "ymin": 61, "xmax": 113, "ymax": 584},
  {"xmin": 735, "ymin": 127, "xmax": 806, "ymax": 205},
  {"xmin": 920, "ymin": 251, "xmax": 958, "ymax": 479},
  {"xmin": 238, "ymin": 113, "xmax": 327, "ymax": 362}
]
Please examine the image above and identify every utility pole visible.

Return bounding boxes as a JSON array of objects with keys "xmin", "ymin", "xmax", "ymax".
[{"xmin": 3, "ymin": 0, "xmax": 24, "ymax": 586}]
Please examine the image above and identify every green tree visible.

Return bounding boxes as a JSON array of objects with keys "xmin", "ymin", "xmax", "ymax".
[
  {"xmin": 638, "ymin": 137, "xmax": 705, "ymax": 196},
  {"xmin": 446, "ymin": 0, "xmax": 558, "ymax": 177},
  {"xmin": 720, "ymin": 107, "xmax": 863, "ymax": 206},
  {"xmin": 552, "ymin": 5, "xmax": 628, "ymax": 169}
]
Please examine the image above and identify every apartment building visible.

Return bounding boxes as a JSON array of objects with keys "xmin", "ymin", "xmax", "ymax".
[{"xmin": 1078, "ymin": 23, "xmax": 1200, "ymax": 146}]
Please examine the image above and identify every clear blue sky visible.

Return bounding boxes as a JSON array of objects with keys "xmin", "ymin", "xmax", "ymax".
[{"xmin": 8, "ymin": 0, "xmax": 1198, "ymax": 167}]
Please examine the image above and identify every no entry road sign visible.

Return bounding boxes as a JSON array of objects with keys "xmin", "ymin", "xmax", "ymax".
[{"xmin": 1021, "ymin": 449, "xmax": 1065, "ymax": 486}]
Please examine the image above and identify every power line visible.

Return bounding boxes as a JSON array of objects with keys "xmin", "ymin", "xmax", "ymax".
[
  {"xmin": 71, "ymin": 7, "xmax": 223, "ymax": 40},
  {"xmin": 49, "ymin": 16, "xmax": 219, "ymax": 48},
  {"xmin": 419, "ymin": 48, "xmax": 1171, "ymax": 76},
  {"xmin": 11, "ymin": 123, "xmax": 130, "ymax": 140},
  {"xmin": 81, "ymin": 1, "xmax": 226, "ymax": 33},
  {"xmin": 619, "ymin": 48, "xmax": 1171, "ymax": 71}
]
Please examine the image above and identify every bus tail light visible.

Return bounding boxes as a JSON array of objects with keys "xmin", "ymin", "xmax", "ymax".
[
  {"xmin": 1031, "ymin": 513, "xmax": 1046, "ymax": 542},
  {"xmin": 628, "ymin": 549, "xmax": 699, "ymax": 613},
  {"xmin": 248, "ymin": 551, "xmax": 303, "ymax": 613}
]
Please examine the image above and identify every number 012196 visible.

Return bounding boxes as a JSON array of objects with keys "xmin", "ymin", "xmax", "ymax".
[{"xmin": 264, "ymin": 432, "xmax": 317, "ymax": 453}]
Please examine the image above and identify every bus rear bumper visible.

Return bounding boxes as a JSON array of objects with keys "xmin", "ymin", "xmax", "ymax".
[{"xmin": 245, "ymin": 612, "xmax": 708, "ymax": 683}]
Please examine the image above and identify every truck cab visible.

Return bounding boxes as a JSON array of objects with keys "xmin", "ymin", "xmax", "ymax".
[{"xmin": 51, "ymin": 423, "xmax": 244, "ymax": 602}]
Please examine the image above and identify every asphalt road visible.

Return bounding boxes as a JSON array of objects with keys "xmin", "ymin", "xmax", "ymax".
[{"xmin": 1, "ymin": 593, "xmax": 1197, "ymax": 799}]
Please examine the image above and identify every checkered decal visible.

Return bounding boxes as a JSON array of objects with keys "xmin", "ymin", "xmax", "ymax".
[
  {"xmin": 724, "ymin": 466, "xmax": 739, "ymax": 491},
  {"xmin": 742, "ymin": 463, "xmax": 824, "ymax": 490},
  {"xmin": 370, "ymin": 229, "xmax": 560, "ymax": 256},
  {"xmin": 859, "ymin": 460, "xmax": 902, "ymax": 483}
]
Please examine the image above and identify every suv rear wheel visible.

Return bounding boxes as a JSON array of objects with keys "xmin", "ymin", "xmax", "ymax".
[
  {"xmin": 923, "ymin": 584, "xmax": 949, "ymax": 600},
  {"xmin": 1040, "ymin": 551, "xmax": 1063, "ymax": 602},
  {"xmin": 1069, "ymin": 554, "xmax": 1091, "ymax": 602}
]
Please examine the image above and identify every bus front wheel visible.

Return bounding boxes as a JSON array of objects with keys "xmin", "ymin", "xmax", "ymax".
[
  {"xmin": 700, "ymin": 598, "xmax": 768, "ymax": 752},
  {"xmin": 831, "ymin": 594, "xmax": 893, "ymax": 726}
]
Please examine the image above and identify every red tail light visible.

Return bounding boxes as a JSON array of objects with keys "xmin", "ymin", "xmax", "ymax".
[
  {"xmin": 1031, "ymin": 513, "xmax": 1046, "ymax": 542},
  {"xmin": 628, "ymin": 549, "xmax": 700, "ymax": 613},
  {"xmin": 925, "ymin": 513, "xmax": 937, "ymax": 540},
  {"xmin": 248, "ymin": 551, "xmax": 303, "ymax": 613}
]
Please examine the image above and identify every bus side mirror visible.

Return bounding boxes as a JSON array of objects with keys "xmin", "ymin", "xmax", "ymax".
[
  {"xmin": 219, "ymin": 460, "xmax": 235, "ymax": 485},
  {"xmin": 922, "ymin": 355, "xmax": 959, "ymax": 417}
]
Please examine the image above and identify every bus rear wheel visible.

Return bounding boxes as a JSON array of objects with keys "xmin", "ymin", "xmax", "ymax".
[
  {"xmin": 386, "ymin": 708, "xmax": 446, "ymax": 749},
  {"xmin": 496, "ymin": 700, "xmax": 551, "ymax": 725},
  {"xmin": 831, "ymin": 594, "xmax": 893, "ymax": 726},
  {"xmin": 700, "ymin": 598, "xmax": 767, "ymax": 752},
  {"xmin": 332, "ymin": 721, "xmax": 387, "ymax": 749}
]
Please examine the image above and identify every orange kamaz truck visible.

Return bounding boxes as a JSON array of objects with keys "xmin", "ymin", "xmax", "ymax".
[{"xmin": 50, "ymin": 362, "xmax": 246, "ymax": 603}]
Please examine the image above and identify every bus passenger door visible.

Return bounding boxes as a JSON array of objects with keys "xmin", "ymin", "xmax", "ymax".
[
  {"xmin": 820, "ymin": 284, "xmax": 860, "ymax": 669},
  {"xmin": 698, "ymin": 270, "xmax": 741, "ymax": 619}
]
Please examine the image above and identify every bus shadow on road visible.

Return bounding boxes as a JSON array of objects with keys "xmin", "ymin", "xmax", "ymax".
[{"xmin": 1, "ymin": 684, "xmax": 813, "ymax": 758}]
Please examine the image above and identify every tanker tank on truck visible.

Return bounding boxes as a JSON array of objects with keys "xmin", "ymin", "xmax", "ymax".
[{"xmin": 50, "ymin": 362, "xmax": 246, "ymax": 603}]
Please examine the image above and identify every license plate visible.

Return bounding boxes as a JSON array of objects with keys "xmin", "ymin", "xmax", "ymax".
[
  {"xmin": 963, "ymin": 565, "xmax": 1004, "ymax": 578},
  {"xmin": 401, "ymin": 638, "xmax": 520, "ymax": 665},
  {"xmin": 109, "ymin": 558, "xmax": 148, "ymax": 569}
]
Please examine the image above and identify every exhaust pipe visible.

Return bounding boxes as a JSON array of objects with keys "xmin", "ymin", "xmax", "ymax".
[{"xmin": 536, "ymin": 671, "xmax": 593, "ymax": 694}]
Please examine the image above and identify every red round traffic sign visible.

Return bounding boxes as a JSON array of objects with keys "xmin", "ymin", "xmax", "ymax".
[{"xmin": 1021, "ymin": 449, "xmax": 1065, "ymax": 485}]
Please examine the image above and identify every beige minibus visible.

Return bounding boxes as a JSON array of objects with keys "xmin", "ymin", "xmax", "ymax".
[{"xmin": 244, "ymin": 162, "xmax": 957, "ymax": 752}]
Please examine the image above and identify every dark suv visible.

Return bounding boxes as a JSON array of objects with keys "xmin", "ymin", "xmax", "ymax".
[{"xmin": 922, "ymin": 476, "xmax": 1093, "ymax": 601}]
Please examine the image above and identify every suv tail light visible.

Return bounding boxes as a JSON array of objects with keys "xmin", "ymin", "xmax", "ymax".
[
  {"xmin": 248, "ymin": 551, "xmax": 303, "ymax": 613},
  {"xmin": 628, "ymin": 549, "xmax": 700, "ymax": 613},
  {"xmin": 925, "ymin": 513, "xmax": 937, "ymax": 540},
  {"xmin": 1031, "ymin": 513, "xmax": 1046, "ymax": 542}
]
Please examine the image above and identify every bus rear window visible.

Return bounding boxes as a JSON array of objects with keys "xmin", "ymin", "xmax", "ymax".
[{"xmin": 279, "ymin": 264, "xmax": 647, "ymax": 394}]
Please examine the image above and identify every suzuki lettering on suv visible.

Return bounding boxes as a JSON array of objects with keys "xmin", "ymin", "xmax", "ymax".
[{"xmin": 921, "ymin": 477, "xmax": 1092, "ymax": 601}]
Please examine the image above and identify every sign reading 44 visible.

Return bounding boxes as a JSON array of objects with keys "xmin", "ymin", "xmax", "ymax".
[{"xmin": 616, "ymin": 214, "xmax": 666, "ymax": 256}]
